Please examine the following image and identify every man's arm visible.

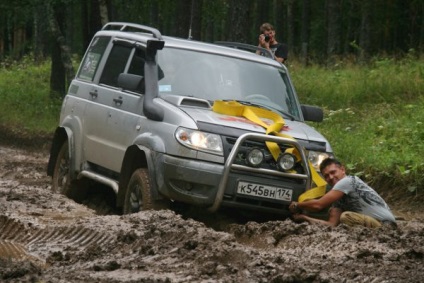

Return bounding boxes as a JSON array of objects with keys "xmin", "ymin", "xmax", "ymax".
[
  {"xmin": 292, "ymin": 207, "xmax": 342, "ymax": 227},
  {"xmin": 290, "ymin": 189, "xmax": 345, "ymax": 212},
  {"xmin": 275, "ymin": 56, "xmax": 285, "ymax": 63}
]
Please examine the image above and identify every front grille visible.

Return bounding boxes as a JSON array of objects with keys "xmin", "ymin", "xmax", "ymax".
[{"xmin": 222, "ymin": 136, "xmax": 305, "ymax": 173}]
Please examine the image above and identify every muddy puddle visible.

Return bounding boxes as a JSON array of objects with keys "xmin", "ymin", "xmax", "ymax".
[{"xmin": 0, "ymin": 145, "xmax": 423, "ymax": 282}]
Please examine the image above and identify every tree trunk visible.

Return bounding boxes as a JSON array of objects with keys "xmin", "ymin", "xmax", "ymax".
[
  {"xmin": 286, "ymin": 0, "xmax": 295, "ymax": 54},
  {"xmin": 175, "ymin": 0, "xmax": 191, "ymax": 38},
  {"xmin": 190, "ymin": 0, "xmax": 203, "ymax": 40},
  {"xmin": 326, "ymin": 0, "xmax": 341, "ymax": 60},
  {"xmin": 89, "ymin": 0, "xmax": 103, "ymax": 39},
  {"xmin": 226, "ymin": 0, "xmax": 251, "ymax": 43},
  {"xmin": 50, "ymin": 40, "xmax": 66, "ymax": 98},
  {"xmin": 301, "ymin": 0, "xmax": 310, "ymax": 65},
  {"xmin": 359, "ymin": 0, "xmax": 372, "ymax": 61},
  {"xmin": 46, "ymin": 2, "xmax": 75, "ymax": 98},
  {"xmin": 33, "ymin": 3, "xmax": 51, "ymax": 62},
  {"xmin": 273, "ymin": 0, "xmax": 284, "ymax": 33},
  {"xmin": 12, "ymin": 25, "xmax": 26, "ymax": 59},
  {"xmin": 98, "ymin": 0, "xmax": 109, "ymax": 26}
]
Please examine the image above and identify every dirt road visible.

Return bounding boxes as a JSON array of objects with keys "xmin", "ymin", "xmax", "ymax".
[{"xmin": 0, "ymin": 144, "xmax": 423, "ymax": 282}]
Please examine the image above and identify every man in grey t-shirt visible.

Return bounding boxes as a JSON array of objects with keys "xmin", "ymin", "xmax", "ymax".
[{"xmin": 289, "ymin": 158, "xmax": 396, "ymax": 228}]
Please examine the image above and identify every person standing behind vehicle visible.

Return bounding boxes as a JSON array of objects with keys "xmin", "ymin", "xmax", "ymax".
[
  {"xmin": 289, "ymin": 158, "xmax": 397, "ymax": 228},
  {"xmin": 256, "ymin": 23, "xmax": 288, "ymax": 64}
]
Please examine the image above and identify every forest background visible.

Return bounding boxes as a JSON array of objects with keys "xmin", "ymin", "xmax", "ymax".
[
  {"xmin": 1, "ymin": 0, "xmax": 423, "ymax": 94},
  {"xmin": 0, "ymin": 0, "xmax": 423, "ymax": 201}
]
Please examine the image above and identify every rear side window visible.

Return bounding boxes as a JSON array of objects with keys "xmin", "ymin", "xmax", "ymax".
[{"xmin": 78, "ymin": 36, "xmax": 110, "ymax": 81}]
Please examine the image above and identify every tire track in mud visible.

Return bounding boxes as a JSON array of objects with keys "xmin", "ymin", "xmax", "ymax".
[{"xmin": 0, "ymin": 214, "xmax": 115, "ymax": 266}]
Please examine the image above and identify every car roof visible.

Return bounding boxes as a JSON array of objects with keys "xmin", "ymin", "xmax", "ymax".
[{"xmin": 94, "ymin": 28, "xmax": 284, "ymax": 69}]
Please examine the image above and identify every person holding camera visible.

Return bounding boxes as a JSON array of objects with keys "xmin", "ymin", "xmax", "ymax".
[{"xmin": 256, "ymin": 23, "xmax": 288, "ymax": 64}]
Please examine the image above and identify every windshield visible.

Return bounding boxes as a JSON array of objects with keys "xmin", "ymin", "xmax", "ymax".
[{"xmin": 157, "ymin": 47, "xmax": 301, "ymax": 119}]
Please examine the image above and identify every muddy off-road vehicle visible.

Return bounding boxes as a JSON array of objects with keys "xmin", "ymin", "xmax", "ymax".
[{"xmin": 47, "ymin": 22, "xmax": 333, "ymax": 216}]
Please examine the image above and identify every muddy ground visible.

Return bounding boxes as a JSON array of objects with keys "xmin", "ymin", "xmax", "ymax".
[{"xmin": 0, "ymin": 131, "xmax": 423, "ymax": 282}]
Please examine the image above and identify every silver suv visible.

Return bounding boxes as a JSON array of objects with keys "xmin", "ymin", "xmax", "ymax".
[{"xmin": 47, "ymin": 22, "xmax": 333, "ymax": 216}]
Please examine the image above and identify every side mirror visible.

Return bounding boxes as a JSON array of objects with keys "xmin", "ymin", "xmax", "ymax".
[{"xmin": 301, "ymin": 104, "xmax": 324, "ymax": 122}]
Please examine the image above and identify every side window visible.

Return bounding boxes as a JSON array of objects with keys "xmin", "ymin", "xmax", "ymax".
[
  {"xmin": 78, "ymin": 36, "xmax": 110, "ymax": 81},
  {"xmin": 99, "ymin": 44, "xmax": 132, "ymax": 87},
  {"xmin": 128, "ymin": 48, "xmax": 146, "ymax": 77},
  {"xmin": 126, "ymin": 48, "xmax": 146, "ymax": 94}
]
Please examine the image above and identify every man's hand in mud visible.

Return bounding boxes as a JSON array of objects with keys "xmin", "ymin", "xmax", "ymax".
[
  {"xmin": 289, "ymin": 201, "xmax": 302, "ymax": 214},
  {"xmin": 291, "ymin": 213, "xmax": 307, "ymax": 223}
]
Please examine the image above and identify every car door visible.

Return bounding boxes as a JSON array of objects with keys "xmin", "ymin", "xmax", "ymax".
[{"xmin": 83, "ymin": 40, "xmax": 147, "ymax": 173}]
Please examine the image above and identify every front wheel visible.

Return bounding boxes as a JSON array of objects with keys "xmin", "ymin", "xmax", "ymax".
[{"xmin": 123, "ymin": 168, "xmax": 169, "ymax": 214}]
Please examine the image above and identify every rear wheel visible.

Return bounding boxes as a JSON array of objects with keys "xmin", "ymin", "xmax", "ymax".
[
  {"xmin": 52, "ymin": 141, "xmax": 72, "ymax": 195},
  {"xmin": 123, "ymin": 168, "xmax": 169, "ymax": 214}
]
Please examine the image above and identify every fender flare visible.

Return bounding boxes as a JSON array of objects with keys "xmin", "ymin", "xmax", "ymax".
[
  {"xmin": 116, "ymin": 144, "xmax": 160, "ymax": 207},
  {"xmin": 47, "ymin": 127, "xmax": 74, "ymax": 177}
]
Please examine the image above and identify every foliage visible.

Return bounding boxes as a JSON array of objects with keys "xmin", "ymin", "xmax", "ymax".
[
  {"xmin": 0, "ymin": 57, "xmax": 61, "ymax": 133},
  {"xmin": 290, "ymin": 55, "xmax": 424, "ymax": 192},
  {"xmin": 290, "ymin": 53, "xmax": 424, "ymax": 109},
  {"xmin": 1, "ymin": 0, "xmax": 423, "ymax": 60}
]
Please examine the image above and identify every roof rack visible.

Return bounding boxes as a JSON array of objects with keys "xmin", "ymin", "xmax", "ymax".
[
  {"xmin": 102, "ymin": 22, "xmax": 163, "ymax": 40},
  {"xmin": 214, "ymin": 41, "xmax": 274, "ymax": 59}
]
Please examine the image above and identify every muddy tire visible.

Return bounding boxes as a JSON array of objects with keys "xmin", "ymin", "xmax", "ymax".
[
  {"xmin": 51, "ymin": 141, "xmax": 72, "ymax": 195},
  {"xmin": 123, "ymin": 168, "xmax": 169, "ymax": 214}
]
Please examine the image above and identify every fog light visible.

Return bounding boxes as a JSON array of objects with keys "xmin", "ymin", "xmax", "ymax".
[
  {"xmin": 277, "ymin": 153, "xmax": 296, "ymax": 171},
  {"xmin": 246, "ymin": 148, "xmax": 264, "ymax": 167}
]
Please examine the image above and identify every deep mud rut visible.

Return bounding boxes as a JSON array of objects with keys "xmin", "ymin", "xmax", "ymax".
[{"xmin": 1, "ymin": 144, "xmax": 424, "ymax": 283}]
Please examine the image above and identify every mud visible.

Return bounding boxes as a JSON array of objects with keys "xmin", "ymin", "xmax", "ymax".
[{"xmin": 0, "ymin": 143, "xmax": 424, "ymax": 282}]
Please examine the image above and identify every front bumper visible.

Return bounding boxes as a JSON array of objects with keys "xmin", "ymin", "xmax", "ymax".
[{"xmin": 156, "ymin": 133, "xmax": 312, "ymax": 215}]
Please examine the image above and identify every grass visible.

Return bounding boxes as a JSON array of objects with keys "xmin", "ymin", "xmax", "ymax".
[
  {"xmin": 289, "ymin": 54, "xmax": 424, "ymax": 193},
  {"xmin": 1, "ymin": 54, "xmax": 423, "ymax": 195},
  {"xmin": 0, "ymin": 57, "xmax": 62, "ymax": 133}
]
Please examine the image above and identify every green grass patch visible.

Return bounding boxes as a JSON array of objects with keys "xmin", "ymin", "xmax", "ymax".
[
  {"xmin": 0, "ymin": 58, "xmax": 62, "ymax": 133},
  {"xmin": 290, "ymin": 56, "xmax": 424, "ymax": 193}
]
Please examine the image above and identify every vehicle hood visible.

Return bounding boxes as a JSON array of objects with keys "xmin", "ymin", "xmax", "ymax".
[{"xmin": 181, "ymin": 106, "xmax": 329, "ymax": 146}]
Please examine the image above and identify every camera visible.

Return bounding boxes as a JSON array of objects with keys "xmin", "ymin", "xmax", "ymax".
[{"xmin": 264, "ymin": 35, "xmax": 270, "ymax": 42}]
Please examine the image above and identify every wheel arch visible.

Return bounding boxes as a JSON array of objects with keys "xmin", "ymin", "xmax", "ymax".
[
  {"xmin": 117, "ymin": 145, "xmax": 159, "ymax": 208},
  {"xmin": 47, "ymin": 127, "xmax": 74, "ymax": 176}
]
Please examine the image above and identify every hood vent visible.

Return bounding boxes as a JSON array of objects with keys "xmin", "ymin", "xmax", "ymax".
[{"xmin": 180, "ymin": 97, "xmax": 211, "ymax": 108}]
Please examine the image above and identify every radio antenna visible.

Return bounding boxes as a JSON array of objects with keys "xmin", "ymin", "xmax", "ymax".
[{"xmin": 188, "ymin": 0, "xmax": 194, "ymax": 39}]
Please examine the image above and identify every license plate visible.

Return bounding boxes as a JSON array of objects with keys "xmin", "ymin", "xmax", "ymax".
[{"xmin": 237, "ymin": 181, "xmax": 292, "ymax": 201}]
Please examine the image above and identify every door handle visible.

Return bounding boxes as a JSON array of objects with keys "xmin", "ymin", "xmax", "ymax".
[
  {"xmin": 113, "ymin": 97, "xmax": 123, "ymax": 106},
  {"xmin": 89, "ymin": 90, "xmax": 98, "ymax": 98}
]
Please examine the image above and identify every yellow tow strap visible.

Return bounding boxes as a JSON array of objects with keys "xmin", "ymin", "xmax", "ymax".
[{"xmin": 212, "ymin": 100, "xmax": 327, "ymax": 202}]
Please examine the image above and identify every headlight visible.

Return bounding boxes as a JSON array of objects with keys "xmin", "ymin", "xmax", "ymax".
[
  {"xmin": 277, "ymin": 153, "xmax": 296, "ymax": 171},
  {"xmin": 246, "ymin": 148, "xmax": 264, "ymax": 167},
  {"xmin": 308, "ymin": 151, "xmax": 333, "ymax": 171},
  {"xmin": 175, "ymin": 128, "xmax": 223, "ymax": 155}
]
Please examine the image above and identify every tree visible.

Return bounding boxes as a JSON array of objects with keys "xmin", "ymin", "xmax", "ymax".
[
  {"xmin": 46, "ymin": 0, "xmax": 74, "ymax": 98},
  {"xmin": 0, "ymin": 0, "xmax": 423, "ymax": 71},
  {"xmin": 326, "ymin": 0, "xmax": 341, "ymax": 60},
  {"xmin": 190, "ymin": 0, "xmax": 203, "ymax": 40},
  {"xmin": 300, "ymin": 0, "xmax": 311, "ymax": 65},
  {"xmin": 226, "ymin": 0, "xmax": 251, "ymax": 43},
  {"xmin": 286, "ymin": 0, "xmax": 295, "ymax": 54},
  {"xmin": 175, "ymin": 0, "xmax": 191, "ymax": 38},
  {"xmin": 98, "ymin": 0, "xmax": 109, "ymax": 26},
  {"xmin": 359, "ymin": 0, "xmax": 372, "ymax": 61}
]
